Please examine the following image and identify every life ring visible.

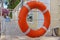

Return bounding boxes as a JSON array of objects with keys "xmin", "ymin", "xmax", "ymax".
[{"xmin": 18, "ymin": 1, "xmax": 50, "ymax": 38}]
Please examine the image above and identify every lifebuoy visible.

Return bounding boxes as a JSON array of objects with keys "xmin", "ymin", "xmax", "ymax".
[{"xmin": 18, "ymin": 1, "xmax": 50, "ymax": 38}]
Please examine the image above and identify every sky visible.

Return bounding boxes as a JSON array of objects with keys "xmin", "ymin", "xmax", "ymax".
[
  {"xmin": 3, "ymin": 0, "xmax": 8, "ymax": 8},
  {"xmin": 3, "ymin": 3, "xmax": 8, "ymax": 8},
  {"xmin": 0, "ymin": 2, "xmax": 7, "ymax": 8}
]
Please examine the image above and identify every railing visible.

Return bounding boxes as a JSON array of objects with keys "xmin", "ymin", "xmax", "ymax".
[{"xmin": 12, "ymin": 0, "xmax": 23, "ymax": 12}]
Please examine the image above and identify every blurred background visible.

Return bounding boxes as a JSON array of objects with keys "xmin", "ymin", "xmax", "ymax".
[{"xmin": 0, "ymin": 0, "xmax": 60, "ymax": 40}]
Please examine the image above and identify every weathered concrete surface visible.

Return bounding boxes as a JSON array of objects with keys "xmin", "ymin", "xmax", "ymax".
[{"xmin": 1, "ymin": 35, "xmax": 60, "ymax": 40}]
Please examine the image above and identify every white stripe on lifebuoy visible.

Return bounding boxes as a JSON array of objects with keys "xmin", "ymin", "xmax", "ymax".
[
  {"xmin": 42, "ymin": 8, "xmax": 48, "ymax": 14},
  {"xmin": 24, "ymin": 4, "xmax": 30, "ymax": 11},
  {"xmin": 24, "ymin": 28, "xmax": 31, "ymax": 34},
  {"xmin": 42, "ymin": 26, "xmax": 47, "ymax": 31}
]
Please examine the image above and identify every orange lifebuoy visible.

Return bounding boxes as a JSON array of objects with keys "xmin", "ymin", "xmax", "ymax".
[{"xmin": 18, "ymin": 1, "xmax": 50, "ymax": 38}]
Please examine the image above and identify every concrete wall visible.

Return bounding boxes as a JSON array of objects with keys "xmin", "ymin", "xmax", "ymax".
[
  {"xmin": 50, "ymin": 0, "xmax": 60, "ymax": 28},
  {"xmin": 49, "ymin": 0, "xmax": 60, "ymax": 36}
]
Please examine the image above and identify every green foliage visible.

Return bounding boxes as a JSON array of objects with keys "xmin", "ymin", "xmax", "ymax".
[
  {"xmin": 9, "ymin": 12, "xmax": 12, "ymax": 18},
  {"xmin": 8, "ymin": 0, "xmax": 20, "ymax": 18},
  {"xmin": 8, "ymin": 0, "xmax": 20, "ymax": 9}
]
